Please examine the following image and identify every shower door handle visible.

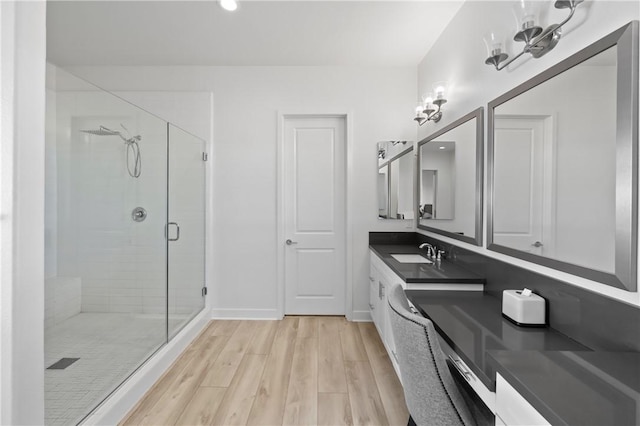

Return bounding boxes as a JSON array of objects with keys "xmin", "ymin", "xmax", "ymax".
[{"xmin": 167, "ymin": 222, "xmax": 180, "ymax": 241}]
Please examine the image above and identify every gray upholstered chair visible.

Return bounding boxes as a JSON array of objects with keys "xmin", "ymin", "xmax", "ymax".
[{"xmin": 387, "ymin": 283, "xmax": 493, "ymax": 426}]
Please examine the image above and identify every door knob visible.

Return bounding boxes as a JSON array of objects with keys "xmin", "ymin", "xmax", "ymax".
[
  {"xmin": 286, "ymin": 239, "xmax": 298, "ymax": 245},
  {"xmin": 532, "ymin": 241, "xmax": 543, "ymax": 247}
]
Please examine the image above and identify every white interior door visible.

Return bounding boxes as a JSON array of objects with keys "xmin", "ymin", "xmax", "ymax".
[
  {"xmin": 283, "ymin": 116, "xmax": 346, "ymax": 315},
  {"xmin": 493, "ymin": 116, "xmax": 554, "ymax": 255}
]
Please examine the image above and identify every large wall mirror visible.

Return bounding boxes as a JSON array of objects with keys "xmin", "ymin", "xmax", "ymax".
[
  {"xmin": 488, "ymin": 21, "xmax": 638, "ymax": 291},
  {"xmin": 417, "ymin": 108, "xmax": 484, "ymax": 245}
]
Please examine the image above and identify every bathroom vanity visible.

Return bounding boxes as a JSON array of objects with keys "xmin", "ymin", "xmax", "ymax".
[
  {"xmin": 368, "ymin": 238, "xmax": 484, "ymax": 377},
  {"xmin": 370, "ymin": 233, "xmax": 640, "ymax": 425},
  {"xmin": 369, "ymin": 235, "xmax": 493, "ymax": 411},
  {"xmin": 369, "ymin": 19, "xmax": 640, "ymax": 426}
]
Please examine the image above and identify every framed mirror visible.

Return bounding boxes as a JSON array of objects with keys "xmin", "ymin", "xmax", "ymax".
[
  {"xmin": 417, "ymin": 108, "xmax": 484, "ymax": 245},
  {"xmin": 488, "ymin": 21, "xmax": 638, "ymax": 291},
  {"xmin": 377, "ymin": 142, "xmax": 414, "ymax": 220},
  {"xmin": 389, "ymin": 146, "xmax": 415, "ymax": 220}
]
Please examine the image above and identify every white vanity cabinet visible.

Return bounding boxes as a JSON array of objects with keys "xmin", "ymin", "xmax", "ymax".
[
  {"xmin": 369, "ymin": 249, "xmax": 484, "ymax": 381},
  {"xmin": 495, "ymin": 374, "xmax": 550, "ymax": 426},
  {"xmin": 369, "ymin": 252, "xmax": 402, "ymax": 377},
  {"xmin": 368, "ymin": 260, "xmax": 385, "ymax": 338}
]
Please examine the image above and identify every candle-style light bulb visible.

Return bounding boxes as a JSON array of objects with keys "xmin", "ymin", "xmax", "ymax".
[
  {"xmin": 513, "ymin": 0, "xmax": 543, "ymax": 43},
  {"xmin": 414, "ymin": 101, "xmax": 427, "ymax": 124},
  {"xmin": 433, "ymin": 83, "xmax": 446, "ymax": 100},
  {"xmin": 432, "ymin": 82, "xmax": 448, "ymax": 107},
  {"xmin": 422, "ymin": 94, "xmax": 435, "ymax": 114},
  {"xmin": 484, "ymin": 31, "xmax": 509, "ymax": 67}
]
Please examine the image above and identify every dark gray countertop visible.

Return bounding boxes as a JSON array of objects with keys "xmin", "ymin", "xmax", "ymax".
[
  {"xmin": 369, "ymin": 244, "xmax": 485, "ymax": 284},
  {"xmin": 405, "ymin": 290, "xmax": 589, "ymax": 391},
  {"xmin": 488, "ymin": 351, "xmax": 640, "ymax": 426},
  {"xmin": 406, "ymin": 290, "xmax": 640, "ymax": 425}
]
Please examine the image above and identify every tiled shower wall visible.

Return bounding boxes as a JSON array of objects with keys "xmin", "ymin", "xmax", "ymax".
[
  {"xmin": 53, "ymin": 100, "xmax": 168, "ymax": 315},
  {"xmin": 46, "ymin": 74, "xmax": 209, "ymax": 316}
]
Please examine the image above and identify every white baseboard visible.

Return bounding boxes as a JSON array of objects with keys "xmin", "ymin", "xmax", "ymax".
[
  {"xmin": 211, "ymin": 308, "xmax": 280, "ymax": 320},
  {"xmin": 351, "ymin": 310, "xmax": 373, "ymax": 322},
  {"xmin": 81, "ymin": 308, "xmax": 211, "ymax": 426}
]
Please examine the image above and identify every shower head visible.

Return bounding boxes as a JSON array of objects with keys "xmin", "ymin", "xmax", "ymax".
[
  {"xmin": 79, "ymin": 124, "xmax": 143, "ymax": 178},
  {"xmin": 80, "ymin": 126, "xmax": 121, "ymax": 136},
  {"xmin": 80, "ymin": 125, "xmax": 141, "ymax": 145}
]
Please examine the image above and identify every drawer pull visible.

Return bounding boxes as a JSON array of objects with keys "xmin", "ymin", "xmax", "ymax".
[
  {"xmin": 369, "ymin": 303, "xmax": 375, "ymax": 310},
  {"xmin": 448, "ymin": 354, "xmax": 473, "ymax": 382}
]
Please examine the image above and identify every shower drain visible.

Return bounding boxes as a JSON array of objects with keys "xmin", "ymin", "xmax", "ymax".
[{"xmin": 47, "ymin": 357, "xmax": 80, "ymax": 370}]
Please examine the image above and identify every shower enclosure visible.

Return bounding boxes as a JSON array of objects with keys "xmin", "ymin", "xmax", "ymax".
[{"xmin": 44, "ymin": 67, "xmax": 206, "ymax": 426}]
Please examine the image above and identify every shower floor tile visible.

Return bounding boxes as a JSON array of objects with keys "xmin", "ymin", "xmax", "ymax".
[{"xmin": 45, "ymin": 312, "xmax": 183, "ymax": 426}]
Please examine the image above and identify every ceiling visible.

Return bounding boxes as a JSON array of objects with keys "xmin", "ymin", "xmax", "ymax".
[{"xmin": 46, "ymin": 0, "xmax": 464, "ymax": 67}]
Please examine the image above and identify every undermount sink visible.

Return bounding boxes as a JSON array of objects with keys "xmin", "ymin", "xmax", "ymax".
[{"xmin": 390, "ymin": 254, "xmax": 433, "ymax": 264}]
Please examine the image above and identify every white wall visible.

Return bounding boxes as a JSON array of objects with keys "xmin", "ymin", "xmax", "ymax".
[
  {"xmin": 416, "ymin": 0, "xmax": 640, "ymax": 306},
  {"xmin": 45, "ymin": 84, "xmax": 58, "ymax": 280},
  {"xmin": 0, "ymin": 1, "xmax": 46, "ymax": 424},
  {"xmin": 66, "ymin": 65, "xmax": 417, "ymax": 319}
]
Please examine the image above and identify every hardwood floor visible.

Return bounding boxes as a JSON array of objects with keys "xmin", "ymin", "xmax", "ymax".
[{"xmin": 121, "ymin": 317, "xmax": 409, "ymax": 426}]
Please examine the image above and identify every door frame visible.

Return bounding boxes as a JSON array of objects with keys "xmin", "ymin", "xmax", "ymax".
[{"xmin": 276, "ymin": 111, "xmax": 353, "ymax": 320}]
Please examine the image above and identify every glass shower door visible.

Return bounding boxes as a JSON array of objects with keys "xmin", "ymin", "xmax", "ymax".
[
  {"xmin": 167, "ymin": 124, "xmax": 206, "ymax": 338},
  {"xmin": 45, "ymin": 68, "xmax": 168, "ymax": 426}
]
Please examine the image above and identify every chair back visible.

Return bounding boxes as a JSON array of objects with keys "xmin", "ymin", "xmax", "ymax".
[{"xmin": 387, "ymin": 283, "xmax": 476, "ymax": 426}]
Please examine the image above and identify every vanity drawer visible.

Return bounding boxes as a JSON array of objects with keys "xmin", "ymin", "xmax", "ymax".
[
  {"xmin": 371, "ymin": 251, "xmax": 405, "ymax": 288},
  {"xmin": 438, "ymin": 336, "xmax": 495, "ymax": 413}
]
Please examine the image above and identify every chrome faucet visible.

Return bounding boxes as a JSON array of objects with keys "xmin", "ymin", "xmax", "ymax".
[{"xmin": 419, "ymin": 243, "xmax": 437, "ymax": 259}]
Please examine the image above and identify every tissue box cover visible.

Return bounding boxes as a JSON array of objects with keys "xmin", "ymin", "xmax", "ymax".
[{"xmin": 502, "ymin": 290, "xmax": 546, "ymax": 326}]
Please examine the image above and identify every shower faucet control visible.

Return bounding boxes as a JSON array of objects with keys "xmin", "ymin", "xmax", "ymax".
[{"xmin": 132, "ymin": 207, "xmax": 147, "ymax": 222}]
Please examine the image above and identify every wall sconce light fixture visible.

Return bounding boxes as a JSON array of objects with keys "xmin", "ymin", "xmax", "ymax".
[
  {"xmin": 484, "ymin": 0, "xmax": 583, "ymax": 71},
  {"xmin": 378, "ymin": 141, "xmax": 407, "ymax": 159},
  {"xmin": 414, "ymin": 81, "xmax": 448, "ymax": 126}
]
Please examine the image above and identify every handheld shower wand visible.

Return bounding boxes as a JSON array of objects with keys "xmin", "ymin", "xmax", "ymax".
[{"xmin": 80, "ymin": 124, "xmax": 142, "ymax": 178}]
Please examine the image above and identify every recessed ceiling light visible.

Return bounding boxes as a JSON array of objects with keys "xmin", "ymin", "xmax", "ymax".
[
  {"xmin": 439, "ymin": 146, "xmax": 446, "ymax": 150},
  {"xmin": 220, "ymin": 0, "xmax": 238, "ymax": 11}
]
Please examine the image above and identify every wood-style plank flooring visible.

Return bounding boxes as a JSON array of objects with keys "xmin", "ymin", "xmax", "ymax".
[{"xmin": 121, "ymin": 317, "xmax": 409, "ymax": 426}]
